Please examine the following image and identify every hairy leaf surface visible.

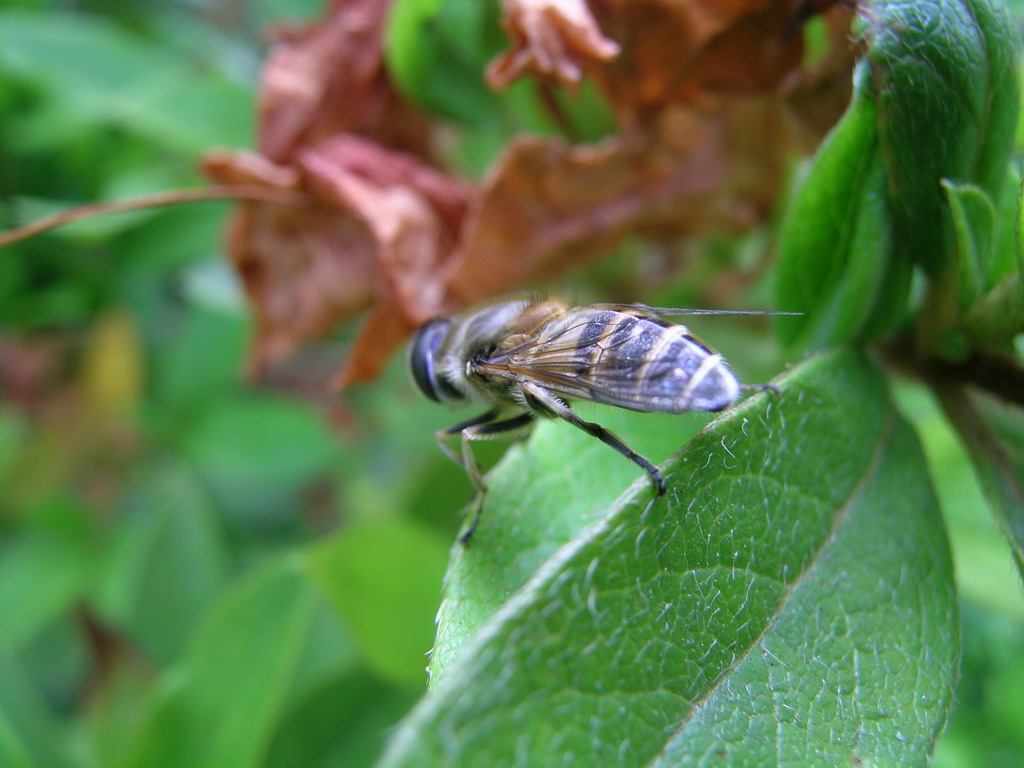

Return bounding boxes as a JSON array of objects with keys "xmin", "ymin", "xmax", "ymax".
[{"xmin": 381, "ymin": 350, "xmax": 957, "ymax": 767}]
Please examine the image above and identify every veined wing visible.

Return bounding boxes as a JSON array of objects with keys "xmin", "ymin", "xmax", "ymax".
[
  {"xmin": 587, "ymin": 303, "xmax": 801, "ymax": 318},
  {"xmin": 477, "ymin": 307, "xmax": 739, "ymax": 414}
]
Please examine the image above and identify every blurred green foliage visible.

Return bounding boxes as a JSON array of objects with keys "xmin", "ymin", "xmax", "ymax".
[
  {"xmin": 0, "ymin": 2, "xmax": 459, "ymax": 765},
  {"xmin": 0, "ymin": 1, "xmax": 1022, "ymax": 767}
]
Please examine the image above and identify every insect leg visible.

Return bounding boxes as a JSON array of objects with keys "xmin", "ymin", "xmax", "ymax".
[
  {"xmin": 520, "ymin": 381, "xmax": 667, "ymax": 496},
  {"xmin": 437, "ymin": 410, "xmax": 538, "ymax": 544},
  {"xmin": 435, "ymin": 408, "xmax": 502, "ymax": 471},
  {"xmin": 741, "ymin": 383, "xmax": 780, "ymax": 397},
  {"xmin": 455, "ymin": 412, "xmax": 536, "ymax": 545}
]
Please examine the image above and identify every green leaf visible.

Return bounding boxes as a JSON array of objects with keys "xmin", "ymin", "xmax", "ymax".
[
  {"xmin": 93, "ymin": 464, "xmax": 230, "ymax": 664},
  {"xmin": 385, "ymin": 0, "xmax": 505, "ymax": 126},
  {"xmin": 0, "ymin": 10, "xmax": 178, "ymax": 111},
  {"xmin": 961, "ymin": 170, "xmax": 1024, "ymax": 344},
  {"xmin": 963, "ymin": 271, "xmax": 1024, "ymax": 344},
  {"xmin": 865, "ymin": 0, "xmax": 1020, "ymax": 275},
  {"xmin": 182, "ymin": 394, "xmax": 338, "ymax": 525},
  {"xmin": 125, "ymin": 554, "xmax": 358, "ymax": 768},
  {"xmin": 895, "ymin": 382, "xmax": 1024, "ymax": 620},
  {"xmin": 0, "ymin": 530, "xmax": 89, "ymax": 652},
  {"xmin": 0, "ymin": 9, "xmax": 251, "ymax": 151},
  {"xmin": 150, "ymin": 304, "xmax": 247, "ymax": 415},
  {"xmin": 0, "ymin": 646, "xmax": 76, "ymax": 768},
  {"xmin": 265, "ymin": 672, "xmax": 419, "ymax": 768},
  {"xmin": 114, "ymin": 73, "xmax": 253, "ymax": 153},
  {"xmin": 379, "ymin": 350, "xmax": 957, "ymax": 767},
  {"xmin": 943, "ymin": 180, "xmax": 997, "ymax": 308},
  {"xmin": 306, "ymin": 517, "xmax": 451, "ymax": 686},
  {"xmin": 775, "ymin": 79, "xmax": 911, "ymax": 348},
  {"xmin": 0, "ymin": 406, "xmax": 27, "ymax": 490},
  {"xmin": 934, "ymin": 381, "xmax": 1024, "ymax": 579},
  {"xmin": 429, "ymin": 405, "xmax": 708, "ymax": 680}
]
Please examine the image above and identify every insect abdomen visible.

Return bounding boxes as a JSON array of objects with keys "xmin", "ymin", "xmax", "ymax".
[{"xmin": 539, "ymin": 309, "xmax": 740, "ymax": 413}]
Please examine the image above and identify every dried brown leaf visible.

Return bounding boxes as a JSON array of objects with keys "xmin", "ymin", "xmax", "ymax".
[
  {"xmin": 487, "ymin": 0, "xmax": 621, "ymax": 91},
  {"xmin": 203, "ymin": 137, "xmax": 470, "ymax": 380},
  {"xmin": 208, "ymin": 0, "xmax": 849, "ymax": 387},
  {"xmin": 499, "ymin": 0, "xmax": 810, "ymax": 121},
  {"xmin": 332, "ymin": 298, "xmax": 420, "ymax": 389},
  {"xmin": 779, "ymin": 5, "xmax": 857, "ymax": 148},
  {"xmin": 205, "ymin": 0, "xmax": 473, "ymax": 384},
  {"xmin": 259, "ymin": 0, "xmax": 429, "ymax": 163},
  {"xmin": 445, "ymin": 100, "xmax": 784, "ymax": 306}
]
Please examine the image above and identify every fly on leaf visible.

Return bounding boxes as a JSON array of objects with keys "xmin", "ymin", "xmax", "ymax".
[{"xmin": 408, "ymin": 296, "xmax": 791, "ymax": 543}]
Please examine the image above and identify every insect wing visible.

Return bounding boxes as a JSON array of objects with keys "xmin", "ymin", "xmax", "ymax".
[
  {"xmin": 478, "ymin": 308, "xmax": 738, "ymax": 414},
  {"xmin": 587, "ymin": 303, "xmax": 801, "ymax": 318}
]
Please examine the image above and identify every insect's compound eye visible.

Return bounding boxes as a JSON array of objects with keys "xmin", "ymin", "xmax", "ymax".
[{"xmin": 407, "ymin": 318, "xmax": 456, "ymax": 403}]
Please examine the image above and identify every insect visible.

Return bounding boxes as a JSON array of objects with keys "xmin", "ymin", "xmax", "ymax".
[{"xmin": 408, "ymin": 296, "xmax": 773, "ymax": 544}]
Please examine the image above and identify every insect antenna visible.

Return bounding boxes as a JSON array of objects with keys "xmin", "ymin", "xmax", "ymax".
[{"xmin": 643, "ymin": 308, "xmax": 803, "ymax": 317}]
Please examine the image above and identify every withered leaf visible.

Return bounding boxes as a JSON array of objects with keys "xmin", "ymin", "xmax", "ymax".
[
  {"xmin": 779, "ymin": 5, "xmax": 857, "ymax": 148},
  {"xmin": 203, "ymin": 136, "xmax": 470, "ymax": 381},
  {"xmin": 445, "ymin": 101, "xmax": 782, "ymax": 307},
  {"xmin": 205, "ymin": 0, "xmax": 469, "ymax": 385},
  {"xmin": 208, "ymin": 0, "xmax": 850, "ymax": 387},
  {"xmin": 486, "ymin": 0, "xmax": 621, "ymax": 91},
  {"xmin": 259, "ymin": 0, "xmax": 430, "ymax": 163},
  {"xmin": 580, "ymin": 0, "xmax": 806, "ymax": 120}
]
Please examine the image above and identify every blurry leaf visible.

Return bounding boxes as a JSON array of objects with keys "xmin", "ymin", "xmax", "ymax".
[
  {"xmin": 896, "ymin": 382, "xmax": 1024, "ymax": 620},
  {"xmin": 94, "ymin": 464, "xmax": 230, "ymax": 663},
  {"xmin": 0, "ymin": 9, "xmax": 248, "ymax": 153},
  {"xmin": 151, "ymin": 304, "xmax": 247, "ymax": 415},
  {"xmin": 0, "ymin": 406, "xmax": 27, "ymax": 489},
  {"xmin": 307, "ymin": 517, "xmax": 450, "ymax": 686},
  {"xmin": 963, "ymin": 272, "xmax": 1024, "ymax": 347},
  {"xmin": 183, "ymin": 394, "xmax": 337, "ymax": 523},
  {"xmin": 935, "ymin": 381, "xmax": 1024, "ymax": 579},
  {"xmin": 126, "ymin": 554, "xmax": 357, "ymax": 768},
  {"xmin": 0, "ymin": 271, "xmax": 92, "ymax": 330},
  {"xmin": 114, "ymin": 203, "xmax": 229, "ymax": 282},
  {"xmin": 486, "ymin": 0, "xmax": 620, "ymax": 91},
  {"xmin": 116, "ymin": 74, "xmax": 254, "ymax": 154},
  {"xmin": 254, "ymin": 0, "xmax": 324, "ymax": 20},
  {"xmin": 386, "ymin": 0, "xmax": 506, "ymax": 125},
  {"xmin": 0, "ymin": 10, "xmax": 179, "ymax": 119},
  {"xmin": 16, "ymin": 618, "xmax": 88, "ymax": 717},
  {"xmin": 444, "ymin": 119, "xmax": 764, "ymax": 307},
  {"xmin": 179, "ymin": 260, "xmax": 246, "ymax": 314},
  {"xmin": 0, "ymin": 530, "xmax": 90, "ymax": 651},
  {"xmin": 0, "ymin": 645, "xmax": 75, "ymax": 768},
  {"xmin": 202, "ymin": 137, "xmax": 470, "ymax": 383},
  {"xmin": 775, "ymin": 77, "xmax": 910, "ymax": 347},
  {"xmin": 82, "ymin": 656, "xmax": 157, "ymax": 768},
  {"xmin": 933, "ymin": 603, "xmax": 1024, "ymax": 767},
  {"xmin": 79, "ymin": 310, "xmax": 143, "ymax": 422},
  {"xmin": 583, "ymin": 0, "xmax": 810, "ymax": 121},
  {"xmin": 259, "ymin": 0, "xmax": 430, "ymax": 162},
  {"xmin": 265, "ymin": 671, "xmax": 418, "ymax": 768},
  {"xmin": 943, "ymin": 180, "xmax": 996, "ymax": 310},
  {"xmin": 864, "ymin": 0, "xmax": 1020, "ymax": 275},
  {"xmin": 380, "ymin": 350, "xmax": 958, "ymax": 767},
  {"xmin": 962, "ymin": 170, "xmax": 1024, "ymax": 345}
]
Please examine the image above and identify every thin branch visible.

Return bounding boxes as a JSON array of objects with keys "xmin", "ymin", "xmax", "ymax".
[
  {"xmin": 928, "ymin": 350, "xmax": 1024, "ymax": 410},
  {"xmin": 0, "ymin": 185, "xmax": 309, "ymax": 249},
  {"xmin": 884, "ymin": 335, "xmax": 1024, "ymax": 410}
]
